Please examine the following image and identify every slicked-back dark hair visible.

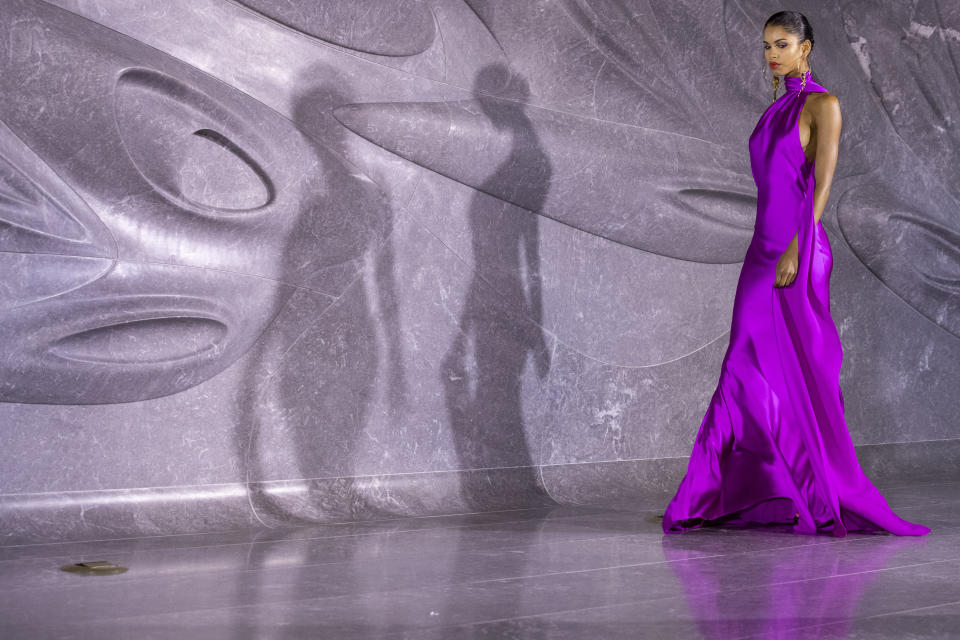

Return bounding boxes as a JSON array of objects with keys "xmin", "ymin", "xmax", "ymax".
[{"xmin": 764, "ymin": 10, "xmax": 815, "ymax": 55}]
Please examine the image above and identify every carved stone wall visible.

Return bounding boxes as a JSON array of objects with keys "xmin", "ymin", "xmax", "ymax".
[{"xmin": 1, "ymin": 0, "xmax": 957, "ymax": 543}]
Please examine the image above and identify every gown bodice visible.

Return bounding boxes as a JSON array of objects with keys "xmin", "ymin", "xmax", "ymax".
[{"xmin": 748, "ymin": 71, "xmax": 829, "ymax": 250}]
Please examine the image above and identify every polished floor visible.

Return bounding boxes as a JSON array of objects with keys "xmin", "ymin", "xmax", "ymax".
[{"xmin": 0, "ymin": 479, "xmax": 957, "ymax": 639}]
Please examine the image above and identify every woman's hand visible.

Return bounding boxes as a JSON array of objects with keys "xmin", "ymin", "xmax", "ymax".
[{"xmin": 775, "ymin": 236, "xmax": 799, "ymax": 288}]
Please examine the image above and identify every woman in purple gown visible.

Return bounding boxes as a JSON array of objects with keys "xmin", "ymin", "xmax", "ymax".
[{"xmin": 662, "ymin": 11, "xmax": 931, "ymax": 537}]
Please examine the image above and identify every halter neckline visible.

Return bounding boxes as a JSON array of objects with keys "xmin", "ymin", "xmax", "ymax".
[{"xmin": 783, "ymin": 70, "xmax": 812, "ymax": 93}]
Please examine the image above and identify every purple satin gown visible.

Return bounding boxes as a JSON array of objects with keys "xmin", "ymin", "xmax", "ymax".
[{"xmin": 662, "ymin": 71, "xmax": 931, "ymax": 537}]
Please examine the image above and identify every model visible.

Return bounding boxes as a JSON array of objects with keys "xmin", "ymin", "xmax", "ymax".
[{"xmin": 661, "ymin": 11, "xmax": 931, "ymax": 537}]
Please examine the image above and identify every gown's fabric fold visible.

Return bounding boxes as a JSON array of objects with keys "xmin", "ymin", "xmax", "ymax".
[{"xmin": 662, "ymin": 72, "xmax": 931, "ymax": 537}]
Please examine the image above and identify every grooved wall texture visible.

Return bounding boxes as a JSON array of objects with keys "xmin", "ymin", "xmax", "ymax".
[{"xmin": 1, "ymin": 0, "xmax": 958, "ymax": 543}]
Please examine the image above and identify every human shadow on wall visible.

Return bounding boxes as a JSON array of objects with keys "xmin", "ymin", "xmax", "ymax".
[
  {"xmin": 233, "ymin": 63, "xmax": 405, "ymax": 526},
  {"xmin": 441, "ymin": 64, "xmax": 554, "ymax": 511}
]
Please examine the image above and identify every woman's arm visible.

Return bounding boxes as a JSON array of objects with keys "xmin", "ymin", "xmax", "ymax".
[
  {"xmin": 811, "ymin": 94, "xmax": 843, "ymax": 225},
  {"xmin": 774, "ymin": 93, "xmax": 843, "ymax": 288}
]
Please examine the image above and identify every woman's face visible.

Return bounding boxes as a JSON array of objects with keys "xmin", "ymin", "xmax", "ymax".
[{"xmin": 763, "ymin": 26, "xmax": 808, "ymax": 76}]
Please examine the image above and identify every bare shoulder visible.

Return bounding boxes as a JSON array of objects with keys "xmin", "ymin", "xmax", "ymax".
[
  {"xmin": 808, "ymin": 92, "xmax": 841, "ymax": 113},
  {"xmin": 808, "ymin": 92, "xmax": 841, "ymax": 128}
]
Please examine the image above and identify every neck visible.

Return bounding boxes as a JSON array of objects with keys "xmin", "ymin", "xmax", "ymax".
[{"xmin": 783, "ymin": 70, "xmax": 811, "ymax": 91}]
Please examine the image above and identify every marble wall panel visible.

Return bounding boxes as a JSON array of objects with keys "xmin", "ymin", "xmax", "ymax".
[{"xmin": 0, "ymin": 0, "xmax": 957, "ymax": 542}]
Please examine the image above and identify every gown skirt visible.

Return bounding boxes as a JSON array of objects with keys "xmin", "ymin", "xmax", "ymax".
[{"xmin": 661, "ymin": 71, "xmax": 931, "ymax": 537}]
